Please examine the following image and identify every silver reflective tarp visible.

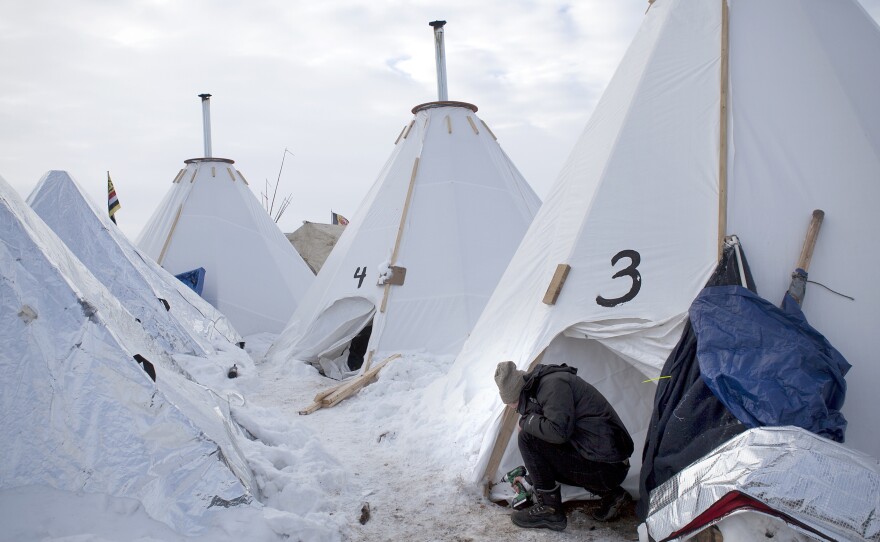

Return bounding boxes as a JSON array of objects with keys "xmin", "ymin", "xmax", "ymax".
[
  {"xmin": 645, "ymin": 426, "xmax": 880, "ymax": 542},
  {"xmin": 1, "ymin": 175, "xmax": 254, "ymax": 535},
  {"xmin": 27, "ymin": 170, "xmax": 243, "ymax": 355}
]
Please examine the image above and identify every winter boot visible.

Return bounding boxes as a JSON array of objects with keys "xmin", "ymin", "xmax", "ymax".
[
  {"xmin": 592, "ymin": 486, "xmax": 630, "ymax": 522},
  {"xmin": 510, "ymin": 483, "xmax": 567, "ymax": 531}
]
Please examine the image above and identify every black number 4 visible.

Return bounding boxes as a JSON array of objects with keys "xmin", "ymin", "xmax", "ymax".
[
  {"xmin": 354, "ymin": 267, "xmax": 367, "ymax": 288},
  {"xmin": 596, "ymin": 250, "xmax": 641, "ymax": 307}
]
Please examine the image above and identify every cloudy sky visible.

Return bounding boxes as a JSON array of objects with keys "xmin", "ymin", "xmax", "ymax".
[{"xmin": 2, "ymin": 1, "xmax": 879, "ymax": 240}]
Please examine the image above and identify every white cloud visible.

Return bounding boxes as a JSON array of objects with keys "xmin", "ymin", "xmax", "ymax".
[{"xmin": 1, "ymin": 0, "xmax": 877, "ymax": 239}]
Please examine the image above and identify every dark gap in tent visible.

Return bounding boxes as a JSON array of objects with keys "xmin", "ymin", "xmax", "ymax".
[
  {"xmin": 133, "ymin": 354, "xmax": 156, "ymax": 382},
  {"xmin": 315, "ymin": 321, "xmax": 373, "ymax": 379}
]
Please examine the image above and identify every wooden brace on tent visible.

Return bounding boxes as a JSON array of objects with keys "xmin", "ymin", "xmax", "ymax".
[
  {"xmin": 482, "ymin": 350, "xmax": 545, "ymax": 494},
  {"xmin": 298, "ymin": 354, "xmax": 401, "ymax": 415},
  {"xmin": 380, "ymin": 157, "xmax": 420, "ymax": 313},
  {"xmin": 542, "ymin": 264, "xmax": 571, "ymax": 305},
  {"xmin": 377, "ymin": 266, "xmax": 406, "ymax": 286}
]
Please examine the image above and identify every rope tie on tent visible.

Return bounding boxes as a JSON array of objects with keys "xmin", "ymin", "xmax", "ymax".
[{"xmin": 805, "ymin": 280, "xmax": 855, "ymax": 301}]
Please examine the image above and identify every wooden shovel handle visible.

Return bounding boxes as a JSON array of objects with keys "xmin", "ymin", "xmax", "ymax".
[{"xmin": 796, "ymin": 210, "xmax": 825, "ymax": 272}]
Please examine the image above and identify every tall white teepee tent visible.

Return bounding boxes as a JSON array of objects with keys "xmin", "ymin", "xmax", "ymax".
[
  {"xmin": 137, "ymin": 95, "xmax": 314, "ymax": 336},
  {"xmin": 0, "ymin": 174, "xmax": 255, "ymax": 534},
  {"xmin": 28, "ymin": 170, "xmax": 243, "ymax": 355},
  {"xmin": 267, "ymin": 22, "xmax": 541, "ymax": 372},
  {"xmin": 443, "ymin": 0, "xmax": 880, "ymax": 500}
]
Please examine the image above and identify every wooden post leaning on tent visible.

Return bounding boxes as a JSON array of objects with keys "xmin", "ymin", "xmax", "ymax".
[
  {"xmin": 157, "ymin": 204, "xmax": 184, "ymax": 266},
  {"xmin": 787, "ymin": 210, "xmax": 825, "ymax": 307},
  {"xmin": 785, "ymin": 209, "xmax": 825, "ymax": 305},
  {"xmin": 380, "ymin": 157, "xmax": 420, "ymax": 313},
  {"xmin": 482, "ymin": 350, "xmax": 545, "ymax": 495},
  {"xmin": 797, "ymin": 210, "xmax": 825, "ymax": 272},
  {"xmin": 542, "ymin": 264, "xmax": 571, "ymax": 305},
  {"xmin": 298, "ymin": 354, "xmax": 401, "ymax": 415},
  {"xmin": 361, "ymin": 350, "xmax": 375, "ymax": 374},
  {"xmin": 717, "ymin": 0, "xmax": 730, "ymax": 259}
]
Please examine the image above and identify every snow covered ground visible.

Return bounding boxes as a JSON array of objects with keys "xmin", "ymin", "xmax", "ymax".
[{"xmin": 0, "ymin": 333, "xmax": 639, "ymax": 541}]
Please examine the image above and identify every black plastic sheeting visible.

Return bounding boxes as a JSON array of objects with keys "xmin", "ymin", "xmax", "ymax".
[{"xmin": 637, "ymin": 242, "xmax": 850, "ymax": 520}]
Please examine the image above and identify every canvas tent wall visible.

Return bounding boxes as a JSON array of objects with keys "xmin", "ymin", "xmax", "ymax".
[
  {"xmin": 442, "ymin": 0, "xmax": 880, "ymax": 501},
  {"xmin": 137, "ymin": 157, "xmax": 315, "ymax": 336},
  {"xmin": 27, "ymin": 170, "xmax": 243, "ymax": 356},
  {"xmin": 267, "ymin": 102, "xmax": 541, "ymax": 371},
  {"xmin": 0, "ymin": 174, "xmax": 255, "ymax": 534},
  {"xmin": 286, "ymin": 221, "xmax": 345, "ymax": 274}
]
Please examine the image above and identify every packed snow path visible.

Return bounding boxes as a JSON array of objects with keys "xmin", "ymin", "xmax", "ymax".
[{"xmin": 248, "ymin": 349, "xmax": 639, "ymax": 542}]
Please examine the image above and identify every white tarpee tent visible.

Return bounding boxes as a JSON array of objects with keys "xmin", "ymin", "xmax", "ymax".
[
  {"xmin": 0, "ymin": 174, "xmax": 256, "ymax": 534},
  {"xmin": 137, "ymin": 157, "xmax": 315, "ymax": 336},
  {"xmin": 267, "ymin": 102, "xmax": 541, "ymax": 372},
  {"xmin": 27, "ymin": 170, "xmax": 243, "ymax": 355},
  {"xmin": 442, "ymin": 0, "xmax": 880, "ymax": 501}
]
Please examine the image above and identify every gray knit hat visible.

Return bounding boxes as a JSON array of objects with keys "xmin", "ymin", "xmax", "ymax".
[{"xmin": 494, "ymin": 361, "xmax": 526, "ymax": 404}]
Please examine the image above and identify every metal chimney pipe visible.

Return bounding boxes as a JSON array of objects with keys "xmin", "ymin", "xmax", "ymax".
[
  {"xmin": 429, "ymin": 21, "xmax": 448, "ymax": 101},
  {"xmin": 198, "ymin": 93, "xmax": 213, "ymax": 158}
]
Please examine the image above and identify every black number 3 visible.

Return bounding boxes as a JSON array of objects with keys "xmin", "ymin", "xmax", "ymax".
[{"xmin": 596, "ymin": 250, "xmax": 641, "ymax": 307}]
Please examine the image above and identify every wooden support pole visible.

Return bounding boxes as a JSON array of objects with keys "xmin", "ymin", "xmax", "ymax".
[
  {"xmin": 157, "ymin": 204, "xmax": 183, "ymax": 266},
  {"xmin": 480, "ymin": 119, "xmax": 497, "ymax": 140},
  {"xmin": 482, "ymin": 351, "xmax": 545, "ymax": 489},
  {"xmin": 402, "ymin": 120, "xmax": 415, "ymax": 139},
  {"xmin": 394, "ymin": 124, "xmax": 407, "ymax": 145},
  {"xmin": 717, "ymin": 0, "xmax": 730, "ymax": 259},
  {"xmin": 797, "ymin": 210, "xmax": 825, "ymax": 272},
  {"xmin": 381, "ymin": 157, "xmax": 420, "ymax": 313},
  {"xmin": 392, "ymin": 157, "xmax": 419, "ymax": 264},
  {"xmin": 466, "ymin": 116, "xmax": 479, "ymax": 135},
  {"xmin": 361, "ymin": 350, "xmax": 375, "ymax": 374}
]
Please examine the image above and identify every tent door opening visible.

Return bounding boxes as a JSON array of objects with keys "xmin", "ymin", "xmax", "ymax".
[
  {"xmin": 316, "ymin": 320, "xmax": 374, "ymax": 380},
  {"xmin": 487, "ymin": 334, "xmax": 657, "ymax": 502}
]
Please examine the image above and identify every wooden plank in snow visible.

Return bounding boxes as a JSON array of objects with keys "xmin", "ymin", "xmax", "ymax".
[{"xmin": 298, "ymin": 354, "xmax": 401, "ymax": 415}]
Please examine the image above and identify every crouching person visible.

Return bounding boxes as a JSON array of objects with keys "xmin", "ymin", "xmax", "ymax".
[{"xmin": 494, "ymin": 361, "xmax": 634, "ymax": 531}]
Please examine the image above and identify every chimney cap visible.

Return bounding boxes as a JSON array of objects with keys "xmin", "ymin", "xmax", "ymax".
[
  {"xmin": 198, "ymin": 93, "xmax": 212, "ymax": 100},
  {"xmin": 411, "ymin": 101, "xmax": 477, "ymax": 114},
  {"xmin": 429, "ymin": 20, "xmax": 446, "ymax": 28}
]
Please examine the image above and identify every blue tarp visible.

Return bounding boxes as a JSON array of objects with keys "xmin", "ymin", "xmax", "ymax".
[
  {"xmin": 691, "ymin": 284, "xmax": 851, "ymax": 442},
  {"xmin": 175, "ymin": 267, "xmax": 206, "ymax": 296}
]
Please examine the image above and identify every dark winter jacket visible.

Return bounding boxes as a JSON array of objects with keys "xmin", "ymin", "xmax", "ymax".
[{"xmin": 516, "ymin": 364, "xmax": 634, "ymax": 463}]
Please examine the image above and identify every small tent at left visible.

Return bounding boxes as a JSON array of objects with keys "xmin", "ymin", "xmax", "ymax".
[
  {"xmin": 0, "ymin": 174, "xmax": 255, "ymax": 534},
  {"xmin": 27, "ymin": 170, "xmax": 243, "ymax": 356}
]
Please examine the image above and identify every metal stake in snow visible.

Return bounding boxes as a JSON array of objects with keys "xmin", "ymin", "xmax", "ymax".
[
  {"xmin": 429, "ymin": 20, "xmax": 448, "ymax": 101},
  {"xmin": 198, "ymin": 93, "xmax": 213, "ymax": 158}
]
